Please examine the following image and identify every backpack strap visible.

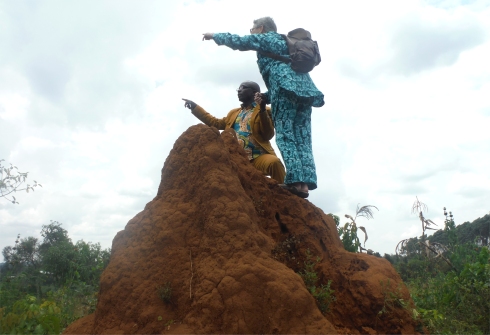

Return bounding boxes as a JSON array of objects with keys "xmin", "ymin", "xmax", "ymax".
[
  {"xmin": 258, "ymin": 51, "xmax": 291, "ymax": 64},
  {"xmin": 258, "ymin": 34, "xmax": 291, "ymax": 64}
]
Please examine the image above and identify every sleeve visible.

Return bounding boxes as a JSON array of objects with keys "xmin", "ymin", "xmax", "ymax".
[
  {"xmin": 255, "ymin": 106, "xmax": 274, "ymax": 141},
  {"xmin": 213, "ymin": 32, "xmax": 282, "ymax": 54},
  {"xmin": 191, "ymin": 105, "xmax": 227, "ymax": 130}
]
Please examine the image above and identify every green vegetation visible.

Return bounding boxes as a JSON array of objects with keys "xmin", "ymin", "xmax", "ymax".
[
  {"xmin": 332, "ymin": 204, "xmax": 378, "ymax": 253},
  {"xmin": 299, "ymin": 249, "xmax": 335, "ymax": 314},
  {"xmin": 0, "ymin": 221, "xmax": 110, "ymax": 334},
  {"xmin": 157, "ymin": 282, "xmax": 173, "ymax": 304},
  {"xmin": 377, "ymin": 279, "xmax": 407, "ymax": 318},
  {"xmin": 0, "ymin": 159, "xmax": 42, "ymax": 204},
  {"xmin": 333, "ymin": 198, "xmax": 489, "ymax": 334},
  {"xmin": 385, "ymin": 205, "xmax": 490, "ymax": 335}
]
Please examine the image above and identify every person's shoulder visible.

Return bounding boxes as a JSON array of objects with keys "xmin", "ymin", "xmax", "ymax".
[
  {"xmin": 227, "ymin": 107, "xmax": 241, "ymax": 116},
  {"xmin": 263, "ymin": 31, "xmax": 281, "ymax": 39}
]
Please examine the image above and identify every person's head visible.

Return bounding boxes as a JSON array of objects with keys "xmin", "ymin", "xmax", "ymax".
[
  {"xmin": 237, "ymin": 81, "xmax": 260, "ymax": 103},
  {"xmin": 250, "ymin": 17, "xmax": 277, "ymax": 34}
]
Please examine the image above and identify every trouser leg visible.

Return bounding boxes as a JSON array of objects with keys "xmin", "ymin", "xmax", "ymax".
[
  {"xmin": 251, "ymin": 154, "xmax": 286, "ymax": 184},
  {"xmin": 272, "ymin": 93, "xmax": 317, "ymax": 189},
  {"xmin": 293, "ymin": 103, "xmax": 317, "ymax": 190}
]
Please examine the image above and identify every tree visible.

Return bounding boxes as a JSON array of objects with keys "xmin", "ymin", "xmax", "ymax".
[{"xmin": 0, "ymin": 159, "xmax": 42, "ymax": 204}]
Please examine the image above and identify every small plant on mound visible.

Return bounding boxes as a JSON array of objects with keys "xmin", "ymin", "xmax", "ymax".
[
  {"xmin": 332, "ymin": 204, "xmax": 378, "ymax": 253},
  {"xmin": 375, "ymin": 280, "xmax": 410, "ymax": 330},
  {"xmin": 299, "ymin": 249, "xmax": 335, "ymax": 314},
  {"xmin": 377, "ymin": 279, "xmax": 407, "ymax": 316},
  {"xmin": 157, "ymin": 282, "xmax": 172, "ymax": 304},
  {"xmin": 271, "ymin": 235, "xmax": 302, "ymax": 271}
]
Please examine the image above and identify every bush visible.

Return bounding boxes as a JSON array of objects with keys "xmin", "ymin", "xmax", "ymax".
[{"xmin": 0, "ymin": 295, "xmax": 61, "ymax": 334}]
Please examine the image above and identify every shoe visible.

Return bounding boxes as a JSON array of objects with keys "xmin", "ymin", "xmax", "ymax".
[{"xmin": 279, "ymin": 184, "xmax": 309, "ymax": 199}]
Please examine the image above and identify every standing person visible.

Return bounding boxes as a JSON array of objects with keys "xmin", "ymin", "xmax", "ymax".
[
  {"xmin": 183, "ymin": 81, "xmax": 285, "ymax": 184},
  {"xmin": 202, "ymin": 17, "xmax": 324, "ymax": 199}
]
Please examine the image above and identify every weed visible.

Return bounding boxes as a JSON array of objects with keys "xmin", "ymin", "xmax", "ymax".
[
  {"xmin": 299, "ymin": 249, "xmax": 336, "ymax": 314},
  {"xmin": 378, "ymin": 279, "xmax": 407, "ymax": 316},
  {"xmin": 271, "ymin": 235, "xmax": 302, "ymax": 271},
  {"xmin": 335, "ymin": 204, "xmax": 378, "ymax": 253},
  {"xmin": 157, "ymin": 282, "xmax": 172, "ymax": 304}
]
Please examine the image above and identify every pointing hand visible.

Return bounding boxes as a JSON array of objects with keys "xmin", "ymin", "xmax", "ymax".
[
  {"xmin": 202, "ymin": 33, "xmax": 214, "ymax": 41},
  {"xmin": 182, "ymin": 98, "xmax": 197, "ymax": 110}
]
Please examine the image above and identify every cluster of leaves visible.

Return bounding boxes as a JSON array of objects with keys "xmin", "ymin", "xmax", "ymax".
[
  {"xmin": 157, "ymin": 282, "xmax": 173, "ymax": 304},
  {"xmin": 407, "ymin": 246, "xmax": 490, "ymax": 334},
  {"xmin": 0, "ymin": 159, "xmax": 41, "ymax": 204},
  {"xmin": 377, "ymin": 280, "xmax": 408, "ymax": 321},
  {"xmin": 331, "ymin": 204, "xmax": 378, "ymax": 254},
  {"xmin": 0, "ymin": 221, "xmax": 110, "ymax": 333},
  {"xmin": 385, "ymin": 210, "xmax": 490, "ymax": 334},
  {"xmin": 299, "ymin": 249, "xmax": 336, "ymax": 314},
  {"xmin": 0, "ymin": 295, "xmax": 61, "ymax": 334}
]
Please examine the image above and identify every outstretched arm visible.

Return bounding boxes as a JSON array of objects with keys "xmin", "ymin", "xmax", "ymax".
[
  {"xmin": 182, "ymin": 98, "xmax": 226, "ymax": 130},
  {"xmin": 204, "ymin": 32, "xmax": 279, "ymax": 54}
]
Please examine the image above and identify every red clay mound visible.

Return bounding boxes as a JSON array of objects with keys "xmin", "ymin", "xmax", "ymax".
[{"xmin": 64, "ymin": 125, "xmax": 418, "ymax": 334}]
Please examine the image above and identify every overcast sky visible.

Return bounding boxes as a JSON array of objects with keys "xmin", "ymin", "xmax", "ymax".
[{"xmin": 1, "ymin": 0, "xmax": 489, "ymax": 257}]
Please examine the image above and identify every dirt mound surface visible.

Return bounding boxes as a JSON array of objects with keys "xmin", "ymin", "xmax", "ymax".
[{"xmin": 64, "ymin": 125, "xmax": 418, "ymax": 334}]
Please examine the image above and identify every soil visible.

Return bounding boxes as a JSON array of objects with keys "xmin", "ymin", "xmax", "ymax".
[{"xmin": 64, "ymin": 125, "xmax": 419, "ymax": 334}]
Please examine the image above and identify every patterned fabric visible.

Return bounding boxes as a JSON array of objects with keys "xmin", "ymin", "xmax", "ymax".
[
  {"xmin": 213, "ymin": 31, "xmax": 323, "ymax": 189},
  {"xmin": 213, "ymin": 32, "xmax": 324, "ymax": 107},
  {"xmin": 233, "ymin": 104, "xmax": 268, "ymax": 160},
  {"xmin": 273, "ymin": 93, "xmax": 317, "ymax": 189}
]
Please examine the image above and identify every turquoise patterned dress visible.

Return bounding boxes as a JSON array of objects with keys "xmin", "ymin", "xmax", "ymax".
[{"xmin": 213, "ymin": 32, "xmax": 324, "ymax": 189}]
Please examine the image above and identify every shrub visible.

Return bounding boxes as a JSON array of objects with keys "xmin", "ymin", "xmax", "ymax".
[{"xmin": 299, "ymin": 249, "xmax": 336, "ymax": 314}]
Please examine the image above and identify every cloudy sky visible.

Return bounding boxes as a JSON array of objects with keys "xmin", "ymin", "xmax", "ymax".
[{"xmin": 1, "ymin": 0, "xmax": 489, "ymax": 257}]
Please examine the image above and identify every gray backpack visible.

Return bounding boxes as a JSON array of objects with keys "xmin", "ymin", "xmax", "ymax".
[{"xmin": 261, "ymin": 28, "xmax": 321, "ymax": 73}]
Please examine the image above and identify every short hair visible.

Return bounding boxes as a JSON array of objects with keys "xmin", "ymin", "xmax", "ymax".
[
  {"xmin": 253, "ymin": 17, "xmax": 277, "ymax": 33},
  {"xmin": 241, "ymin": 81, "xmax": 260, "ymax": 93}
]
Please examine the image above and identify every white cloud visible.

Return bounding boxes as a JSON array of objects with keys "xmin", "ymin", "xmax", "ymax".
[{"xmin": 1, "ymin": 0, "xmax": 489, "ymax": 257}]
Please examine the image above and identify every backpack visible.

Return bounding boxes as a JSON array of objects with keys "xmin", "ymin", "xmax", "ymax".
[{"xmin": 260, "ymin": 28, "xmax": 321, "ymax": 73}]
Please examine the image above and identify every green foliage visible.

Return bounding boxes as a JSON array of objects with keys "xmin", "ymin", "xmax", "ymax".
[
  {"xmin": 332, "ymin": 204, "xmax": 378, "ymax": 253},
  {"xmin": 0, "ymin": 159, "xmax": 42, "ymax": 204},
  {"xmin": 377, "ymin": 279, "xmax": 407, "ymax": 317},
  {"xmin": 0, "ymin": 295, "xmax": 61, "ymax": 334},
  {"xmin": 0, "ymin": 221, "xmax": 110, "ymax": 334},
  {"xmin": 157, "ymin": 282, "xmax": 173, "ymax": 304},
  {"xmin": 388, "ymin": 209, "xmax": 490, "ymax": 334},
  {"xmin": 46, "ymin": 282, "xmax": 99, "ymax": 328},
  {"xmin": 430, "ymin": 213, "xmax": 489, "ymax": 247},
  {"xmin": 299, "ymin": 249, "xmax": 336, "ymax": 314},
  {"xmin": 408, "ymin": 247, "xmax": 490, "ymax": 334}
]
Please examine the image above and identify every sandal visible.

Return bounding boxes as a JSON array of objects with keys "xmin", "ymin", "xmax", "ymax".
[{"xmin": 279, "ymin": 184, "xmax": 309, "ymax": 199}]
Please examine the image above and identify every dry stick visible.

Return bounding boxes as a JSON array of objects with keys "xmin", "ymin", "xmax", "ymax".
[
  {"xmin": 189, "ymin": 250, "xmax": 194, "ymax": 300},
  {"xmin": 417, "ymin": 241, "xmax": 457, "ymax": 271}
]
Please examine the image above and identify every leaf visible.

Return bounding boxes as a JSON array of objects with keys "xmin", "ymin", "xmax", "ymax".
[
  {"xmin": 359, "ymin": 226, "xmax": 368, "ymax": 245},
  {"xmin": 425, "ymin": 219, "xmax": 437, "ymax": 226}
]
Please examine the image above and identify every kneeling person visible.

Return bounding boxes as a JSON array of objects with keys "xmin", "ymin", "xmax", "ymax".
[{"xmin": 183, "ymin": 81, "xmax": 285, "ymax": 183}]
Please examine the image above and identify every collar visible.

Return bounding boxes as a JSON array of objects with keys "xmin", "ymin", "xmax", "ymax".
[{"xmin": 240, "ymin": 101, "xmax": 257, "ymax": 110}]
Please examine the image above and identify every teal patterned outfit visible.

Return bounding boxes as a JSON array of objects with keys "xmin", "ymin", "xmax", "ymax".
[{"xmin": 213, "ymin": 32, "xmax": 324, "ymax": 190}]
